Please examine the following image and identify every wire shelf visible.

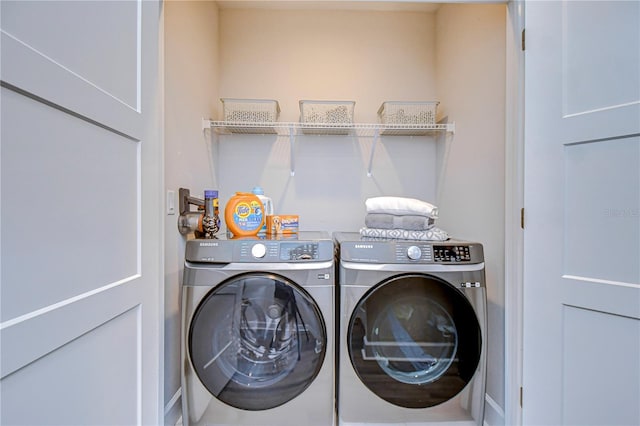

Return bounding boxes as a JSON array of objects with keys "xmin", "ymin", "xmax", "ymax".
[
  {"xmin": 207, "ymin": 120, "xmax": 453, "ymax": 136},
  {"xmin": 202, "ymin": 119, "xmax": 454, "ymax": 177}
]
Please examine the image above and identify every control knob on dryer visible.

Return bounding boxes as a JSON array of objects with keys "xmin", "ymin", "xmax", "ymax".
[{"xmin": 407, "ymin": 245, "xmax": 422, "ymax": 260}]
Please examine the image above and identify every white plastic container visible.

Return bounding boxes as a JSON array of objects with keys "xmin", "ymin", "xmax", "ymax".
[{"xmin": 251, "ymin": 186, "xmax": 273, "ymax": 234}]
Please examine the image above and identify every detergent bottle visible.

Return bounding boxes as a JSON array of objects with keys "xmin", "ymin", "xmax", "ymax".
[
  {"xmin": 224, "ymin": 192, "xmax": 265, "ymax": 237},
  {"xmin": 251, "ymin": 186, "xmax": 273, "ymax": 235}
]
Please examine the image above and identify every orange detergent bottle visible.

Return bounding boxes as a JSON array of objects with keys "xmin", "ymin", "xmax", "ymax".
[{"xmin": 224, "ymin": 192, "xmax": 265, "ymax": 237}]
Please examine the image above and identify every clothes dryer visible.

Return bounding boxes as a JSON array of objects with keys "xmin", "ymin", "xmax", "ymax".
[
  {"xmin": 182, "ymin": 232, "xmax": 335, "ymax": 426},
  {"xmin": 334, "ymin": 232, "xmax": 486, "ymax": 426}
]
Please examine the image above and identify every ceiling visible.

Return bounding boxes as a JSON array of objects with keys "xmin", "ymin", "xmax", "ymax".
[{"xmin": 216, "ymin": 1, "xmax": 442, "ymax": 13}]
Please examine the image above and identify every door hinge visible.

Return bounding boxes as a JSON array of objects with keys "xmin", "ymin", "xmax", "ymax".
[
  {"xmin": 520, "ymin": 386, "xmax": 523, "ymax": 407},
  {"xmin": 520, "ymin": 208, "xmax": 525, "ymax": 229},
  {"xmin": 521, "ymin": 28, "xmax": 526, "ymax": 51}
]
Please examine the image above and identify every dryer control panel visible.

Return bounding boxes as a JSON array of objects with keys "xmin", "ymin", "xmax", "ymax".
[
  {"xmin": 394, "ymin": 244, "xmax": 472, "ymax": 262},
  {"xmin": 334, "ymin": 232, "xmax": 484, "ymax": 264}
]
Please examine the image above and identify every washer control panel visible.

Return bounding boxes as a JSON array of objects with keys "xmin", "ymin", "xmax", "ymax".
[
  {"xmin": 239, "ymin": 241, "xmax": 320, "ymax": 261},
  {"xmin": 184, "ymin": 232, "xmax": 334, "ymax": 263}
]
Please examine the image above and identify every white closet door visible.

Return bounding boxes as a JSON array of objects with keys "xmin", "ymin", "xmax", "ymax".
[
  {"xmin": 0, "ymin": 1, "xmax": 163, "ymax": 424},
  {"xmin": 523, "ymin": 1, "xmax": 639, "ymax": 425}
]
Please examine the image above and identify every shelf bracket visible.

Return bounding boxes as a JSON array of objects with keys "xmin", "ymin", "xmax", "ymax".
[
  {"xmin": 289, "ymin": 125, "xmax": 295, "ymax": 176},
  {"xmin": 448, "ymin": 122, "xmax": 456, "ymax": 134},
  {"xmin": 201, "ymin": 118, "xmax": 212, "ymax": 133},
  {"xmin": 367, "ymin": 127, "xmax": 380, "ymax": 177}
]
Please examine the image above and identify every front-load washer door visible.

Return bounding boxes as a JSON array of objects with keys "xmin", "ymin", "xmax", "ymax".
[
  {"xmin": 348, "ymin": 273, "xmax": 481, "ymax": 408},
  {"xmin": 188, "ymin": 272, "xmax": 326, "ymax": 410}
]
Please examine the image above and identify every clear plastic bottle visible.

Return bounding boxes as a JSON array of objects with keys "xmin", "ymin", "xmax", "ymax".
[
  {"xmin": 202, "ymin": 189, "xmax": 220, "ymax": 238},
  {"xmin": 251, "ymin": 186, "xmax": 273, "ymax": 235}
]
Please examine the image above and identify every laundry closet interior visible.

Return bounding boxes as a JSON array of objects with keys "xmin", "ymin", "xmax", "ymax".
[{"xmin": 164, "ymin": 1, "xmax": 509, "ymax": 424}]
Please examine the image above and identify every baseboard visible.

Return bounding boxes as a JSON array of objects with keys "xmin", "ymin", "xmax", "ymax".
[
  {"xmin": 484, "ymin": 393, "xmax": 505, "ymax": 426},
  {"xmin": 167, "ymin": 387, "xmax": 503, "ymax": 426},
  {"xmin": 164, "ymin": 388, "xmax": 182, "ymax": 426}
]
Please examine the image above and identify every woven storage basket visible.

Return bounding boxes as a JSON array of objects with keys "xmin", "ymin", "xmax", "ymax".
[
  {"xmin": 299, "ymin": 100, "xmax": 355, "ymax": 135},
  {"xmin": 378, "ymin": 101, "xmax": 439, "ymax": 125},
  {"xmin": 220, "ymin": 98, "xmax": 281, "ymax": 134},
  {"xmin": 221, "ymin": 98, "xmax": 280, "ymax": 122}
]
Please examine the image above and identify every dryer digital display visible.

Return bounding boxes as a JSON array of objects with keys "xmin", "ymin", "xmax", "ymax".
[{"xmin": 433, "ymin": 245, "xmax": 472, "ymax": 262}]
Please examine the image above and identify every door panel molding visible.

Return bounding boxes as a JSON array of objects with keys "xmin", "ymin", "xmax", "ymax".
[
  {"xmin": 0, "ymin": 275, "xmax": 141, "ymax": 378},
  {"xmin": 1, "ymin": 86, "xmax": 141, "ymax": 320},
  {"xmin": 561, "ymin": 277, "xmax": 640, "ymax": 320},
  {"xmin": 1, "ymin": 305, "xmax": 142, "ymax": 425},
  {"xmin": 561, "ymin": 305, "xmax": 640, "ymax": 425},
  {"xmin": 561, "ymin": 1, "xmax": 640, "ymax": 116},
  {"xmin": 0, "ymin": 28, "xmax": 141, "ymax": 139}
]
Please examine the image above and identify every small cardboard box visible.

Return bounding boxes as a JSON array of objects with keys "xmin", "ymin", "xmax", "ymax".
[{"xmin": 266, "ymin": 215, "xmax": 299, "ymax": 234}]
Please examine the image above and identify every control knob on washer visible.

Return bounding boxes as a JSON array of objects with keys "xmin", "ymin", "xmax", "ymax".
[
  {"xmin": 251, "ymin": 243, "xmax": 267, "ymax": 259},
  {"xmin": 407, "ymin": 245, "xmax": 422, "ymax": 260}
]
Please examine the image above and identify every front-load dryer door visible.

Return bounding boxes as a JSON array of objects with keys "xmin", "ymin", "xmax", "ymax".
[
  {"xmin": 348, "ymin": 274, "xmax": 481, "ymax": 408},
  {"xmin": 188, "ymin": 272, "xmax": 326, "ymax": 410}
]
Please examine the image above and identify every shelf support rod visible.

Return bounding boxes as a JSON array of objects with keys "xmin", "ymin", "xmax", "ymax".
[
  {"xmin": 289, "ymin": 125, "xmax": 295, "ymax": 176},
  {"xmin": 201, "ymin": 118, "xmax": 219, "ymax": 186},
  {"xmin": 435, "ymin": 126, "xmax": 455, "ymax": 204},
  {"xmin": 367, "ymin": 127, "xmax": 380, "ymax": 177}
]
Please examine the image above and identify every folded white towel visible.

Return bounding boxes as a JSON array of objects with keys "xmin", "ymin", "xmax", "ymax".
[{"xmin": 365, "ymin": 196, "xmax": 439, "ymax": 219}]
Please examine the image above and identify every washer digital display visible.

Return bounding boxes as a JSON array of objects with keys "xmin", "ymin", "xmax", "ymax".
[{"xmin": 280, "ymin": 242, "xmax": 319, "ymax": 261}]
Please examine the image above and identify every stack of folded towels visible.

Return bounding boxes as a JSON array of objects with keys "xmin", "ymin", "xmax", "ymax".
[{"xmin": 360, "ymin": 196, "xmax": 449, "ymax": 241}]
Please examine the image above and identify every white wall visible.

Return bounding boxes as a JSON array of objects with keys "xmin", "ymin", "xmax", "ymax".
[
  {"xmin": 216, "ymin": 8, "xmax": 440, "ymax": 232},
  {"xmin": 164, "ymin": 1, "xmax": 220, "ymax": 424},
  {"xmin": 436, "ymin": 4, "xmax": 506, "ymax": 420},
  {"xmin": 219, "ymin": 8, "xmax": 437, "ymax": 123}
]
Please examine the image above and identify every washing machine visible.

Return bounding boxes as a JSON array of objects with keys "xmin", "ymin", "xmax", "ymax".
[
  {"xmin": 181, "ymin": 232, "xmax": 335, "ymax": 426},
  {"xmin": 334, "ymin": 232, "xmax": 486, "ymax": 426}
]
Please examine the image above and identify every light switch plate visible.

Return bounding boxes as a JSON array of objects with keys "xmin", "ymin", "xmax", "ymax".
[{"xmin": 167, "ymin": 190, "xmax": 175, "ymax": 215}]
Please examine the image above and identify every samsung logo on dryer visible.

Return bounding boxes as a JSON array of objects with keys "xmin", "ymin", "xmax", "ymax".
[
  {"xmin": 199, "ymin": 242, "xmax": 219, "ymax": 247},
  {"xmin": 354, "ymin": 244, "xmax": 374, "ymax": 249}
]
